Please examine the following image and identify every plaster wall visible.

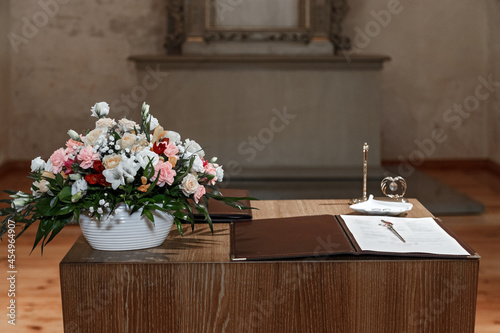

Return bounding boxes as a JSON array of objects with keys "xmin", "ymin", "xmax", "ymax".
[
  {"xmin": 5, "ymin": 0, "xmax": 499, "ymax": 164},
  {"xmin": 0, "ymin": 0, "xmax": 11, "ymax": 165},
  {"xmin": 486, "ymin": 0, "xmax": 500, "ymax": 164},
  {"xmin": 8, "ymin": 0, "xmax": 166, "ymax": 160},
  {"xmin": 343, "ymin": 0, "xmax": 492, "ymax": 162}
]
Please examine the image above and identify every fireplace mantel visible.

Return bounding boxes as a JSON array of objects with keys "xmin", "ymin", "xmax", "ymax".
[{"xmin": 129, "ymin": 55, "xmax": 390, "ymax": 71}]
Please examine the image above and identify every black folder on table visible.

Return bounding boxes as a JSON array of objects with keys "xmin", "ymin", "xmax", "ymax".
[
  {"xmin": 229, "ymin": 215, "xmax": 475, "ymax": 261},
  {"xmin": 193, "ymin": 189, "xmax": 253, "ymax": 222}
]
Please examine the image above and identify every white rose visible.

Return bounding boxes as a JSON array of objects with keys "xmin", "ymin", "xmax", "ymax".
[
  {"xmin": 166, "ymin": 130, "xmax": 181, "ymax": 144},
  {"xmin": 190, "ymin": 155, "xmax": 204, "ymax": 173},
  {"xmin": 44, "ymin": 159, "xmax": 54, "ymax": 173},
  {"xmin": 136, "ymin": 149, "xmax": 159, "ymax": 169},
  {"xmin": 102, "ymin": 157, "xmax": 138, "ymax": 189},
  {"xmin": 184, "ymin": 139, "xmax": 205, "ymax": 158},
  {"xmin": 145, "ymin": 114, "xmax": 159, "ymax": 132},
  {"xmin": 180, "ymin": 173, "xmax": 199, "ymax": 196},
  {"xmin": 121, "ymin": 157, "xmax": 140, "ymax": 183},
  {"xmin": 216, "ymin": 165, "xmax": 224, "ymax": 182},
  {"xmin": 31, "ymin": 156, "xmax": 46, "ymax": 172},
  {"xmin": 71, "ymin": 178, "xmax": 88, "ymax": 196},
  {"xmin": 90, "ymin": 102, "xmax": 110, "ymax": 118}
]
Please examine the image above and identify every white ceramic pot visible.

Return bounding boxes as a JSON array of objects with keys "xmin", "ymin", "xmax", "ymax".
[{"xmin": 79, "ymin": 204, "xmax": 174, "ymax": 251}]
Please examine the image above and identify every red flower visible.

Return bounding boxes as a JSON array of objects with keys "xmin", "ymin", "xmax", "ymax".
[
  {"xmin": 85, "ymin": 173, "xmax": 99, "ymax": 185},
  {"xmin": 85, "ymin": 172, "xmax": 109, "ymax": 187},
  {"xmin": 93, "ymin": 160, "xmax": 105, "ymax": 173},
  {"xmin": 153, "ymin": 138, "xmax": 169, "ymax": 156},
  {"xmin": 64, "ymin": 159, "xmax": 75, "ymax": 175},
  {"xmin": 96, "ymin": 174, "xmax": 109, "ymax": 187}
]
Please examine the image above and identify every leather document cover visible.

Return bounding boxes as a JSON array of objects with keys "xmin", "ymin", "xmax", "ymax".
[
  {"xmin": 230, "ymin": 215, "xmax": 476, "ymax": 261},
  {"xmin": 230, "ymin": 215, "xmax": 356, "ymax": 260},
  {"xmin": 194, "ymin": 189, "xmax": 253, "ymax": 222}
]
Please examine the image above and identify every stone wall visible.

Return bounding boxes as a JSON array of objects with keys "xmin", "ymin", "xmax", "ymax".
[{"xmin": 3, "ymin": 0, "xmax": 500, "ymax": 165}]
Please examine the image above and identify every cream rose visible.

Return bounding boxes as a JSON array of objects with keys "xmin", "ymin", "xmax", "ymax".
[
  {"xmin": 103, "ymin": 154, "xmax": 123, "ymax": 169},
  {"xmin": 117, "ymin": 133, "xmax": 137, "ymax": 150},
  {"xmin": 32, "ymin": 179, "xmax": 50, "ymax": 197},
  {"xmin": 84, "ymin": 128, "xmax": 104, "ymax": 146},
  {"xmin": 119, "ymin": 119, "xmax": 137, "ymax": 133},
  {"xmin": 179, "ymin": 173, "xmax": 200, "ymax": 197},
  {"xmin": 95, "ymin": 118, "xmax": 116, "ymax": 129}
]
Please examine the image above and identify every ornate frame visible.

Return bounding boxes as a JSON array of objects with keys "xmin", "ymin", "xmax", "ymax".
[
  {"xmin": 165, "ymin": 0, "xmax": 351, "ymax": 55},
  {"xmin": 203, "ymin": 0, "xmax": 311, "ymax": 43}
]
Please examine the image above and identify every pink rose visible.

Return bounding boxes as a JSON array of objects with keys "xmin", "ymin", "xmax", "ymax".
[
  {"xmin": 50, "ymin": 148, "xmax": 69, "ymax": 174},
  {"xmin": 151, "ymin": 161, "xmax": 177, "ymax": 187},
  {"xmin": 194, "ymin": 185, "xmax": 206, "ymax": 204},
  {"xmin": 65, "ymin": 139, "xmax": 83, "ymax": 155},
  {"xmin": 78, "ymin": 146, "xmax": 100, "ymax": 169},
  {"xmin": 204, "ymin": 163, "xmax": 217, "ymax": 185},
  {"xmin": 163, "ymin": 142, "xmax": 179, "ymax": 158}
]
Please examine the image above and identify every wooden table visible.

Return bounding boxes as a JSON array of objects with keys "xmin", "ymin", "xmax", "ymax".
[{"xmin": 59, "ymin": 199, "xmax": 479, "ymax": 333}]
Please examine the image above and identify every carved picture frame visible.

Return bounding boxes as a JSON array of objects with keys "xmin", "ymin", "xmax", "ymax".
[
  {"xmin": 203, "ymin": 0, "xmax": 312, "ymax": 43},
  {"xmin": 165, "ymin": 0, "xmax": 351, "ymax": 55}
]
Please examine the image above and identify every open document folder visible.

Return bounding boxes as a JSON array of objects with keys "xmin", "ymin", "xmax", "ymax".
[
  {"xmin": 340, "ymin": 215, "xmax": 470, "ymax": 256},
  {"xmin": 230, "ymin": 215, "xmax": 474, "ymax": 261}
]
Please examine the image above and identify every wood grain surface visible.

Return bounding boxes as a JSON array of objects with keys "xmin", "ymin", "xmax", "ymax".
[{"xmin": 59, "ymin": 199, "xmax": 479, "ymax": 333}]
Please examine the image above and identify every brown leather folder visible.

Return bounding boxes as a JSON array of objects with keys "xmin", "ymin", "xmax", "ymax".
[
  {"xmin": 194, "ymin": 189, "xmax": 253, "ymax": 222},
  {"xmin": 230, "ymin": 215, "xmax": 476, "ymax": 261},
  {"xmin": 230, "ymin": 215, "xmax": 356, "ymax": 260}
]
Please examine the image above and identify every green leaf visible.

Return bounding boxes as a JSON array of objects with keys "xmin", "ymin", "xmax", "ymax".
[
  {"xmin": 55, "ymin": 173, "xmax": 64, "ymax": 188},
  {"xmin": 174, "ymin": 218, "xmax": 184, "ymax": 236},
  {"xmin": 56, "ymin": 205, "xmax": 74, "ymax": 216},
  {"xmin": 73, "ymin": 210, "xmax": 80, "ymax": 223},
  {"xmin": 3, "ymin": 190, "xmax": 19, "ymax": 195},
  {"xmin": 57, "ymin": 187, "xmax": 72, "ymax": 203},
  {"xmin": 31, "ymin": 219, "xmax": 52, "ymax": 254},
  {"xmin": 195, "ymin": 203, "xmax": 213, "ymax": 234},
  {"xmin": 50, "ymin": 196, "xmax": 59, "ymax": 208},
  {"xmin": 173, "ymin": 211, "xmax": 189, "ymax": 221},
  {"xmin": 36, "ymin": 197, "xmax": 53, "ymax": 216},
  {"xmin": 143, "ymin": 209, "xmax": 155, "ymax": 223},
  {"xmin": 45, "ymin": 216, "xmax": 72, "ymax": 245}
]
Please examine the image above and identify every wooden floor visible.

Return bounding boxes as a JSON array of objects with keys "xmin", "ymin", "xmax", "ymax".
[{"xmin": 0, "ymin": 165, "xmax": 499, "ymax": 332}]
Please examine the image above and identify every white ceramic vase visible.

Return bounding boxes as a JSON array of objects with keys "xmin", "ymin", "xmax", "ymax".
[{"xmin": 79, "ymin": 204, "xmax": 174, "ymax": 251}]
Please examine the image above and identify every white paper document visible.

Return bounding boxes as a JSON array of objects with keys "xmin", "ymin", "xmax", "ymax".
[{"xmin": 340, "ymin": 215, "xmax": 470, "ymax": 256}]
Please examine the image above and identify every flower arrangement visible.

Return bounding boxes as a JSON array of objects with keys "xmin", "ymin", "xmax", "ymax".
[{"xmin": 0, "ymin": 102, "xmax": 253, "ymax": 251}]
